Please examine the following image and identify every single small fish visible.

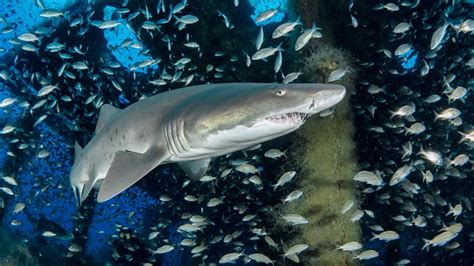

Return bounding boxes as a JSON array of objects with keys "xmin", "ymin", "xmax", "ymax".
[
  {"xmin": 40, "ymin": 9, "xmax": 64, "ymax": 18},
  {"xmin": 37, "ymin": 85, "xmax": 58, "ymax": 97},
  {"xmin": 351, "ymin": 15, "xmax": 358, "ymax": 28},
  {"xmin": 10, "ymin": 220, "xmax": 22, "ymax": 226},
  {"xmin": 274, "ymin": 51, "xmax": 283, "ymax": 73},
  {"xmin": 148, "ymin": 231, "xmax": 159, "ymax": 240},
  {"xmin": 390, "ymin": 104, "xmax": 415, "ymax": 118},
  {"xmin": 217, "ymin": 10, "xmax": 233, "ymax": 29},
  {"xmin": 447, "ymin": 86, "xmax": 467, "ymax": 103},
  {"xmin": 272, "ymin": 17, "xmax": 302, "ymax": 39},
  {"xmin": 458, "ymin": 19, "xmax": 473, "ymax": 33},
  {"xmin": 72, "ymin": 61, "xmax": 88, "ymax": 70},
  {"xmin": 142, "ymin": 21, "xmax": 158, "ymax": 30},
  {"xmin": 178, "ymin": 223, "xmax": 202, "ymax": 233},
  {"xmin": 424, "ymin": 94, "xmax": 441, "ymax": 103},
  {"xmin": 430, "ymin": 24, "xmax": 448, "ymax": 50},
  {"xmin": 446, "ymin": 203, "xmax": 462, "ymax": 218},
  {"xmin": 13, "ymin": 203, "xmax": 25, "ymax": 213},
  {"xmin": 68, "ymin": 243, "xmax": 82, "ymax": 253},
  {"xmin": 434, "ymin": 108, "xmax": 460, "ymax": 121},
  {"xmin": 184, "ymin": 195, "xmax": 198, "ymax": 202},
  {"xmin": 420, "ymin": 60, "xmax": 430, "ymax": 76},
  {"xmin": 21, "ymin": 44, "xmax": 37, "ymax": 52},
  {"xmin": 37, "ymin": 149, "xmax": 49, "ymax": 158},
  {"xmin": 284, "ymin": 244, "xmax": 308, "ymax": 257},
  {"xmin": 417, "ymin": 146, "xmax": 443, "ymax": 166},
  {"xmin": 18, "ymin": 33, "xmax": 39, "ymax": 42},
  {"xmin": 264, "ymin": 236, "xmax": 278, "ymax": 249},
  {"xmin": 282, "ymin": 190, "xmax": 303, "ymax": 203},
  {"xmin": 235, "ymin": 163, "xmax": 259, "ymax": 175},
  {"xmin": 295, "ymin": 23, "xmax": 319, "ymax": 51},
  {"xmin": 273, "ymin": 171, "xmax": 296, "ymax": 190},
  {"xmin": 0, "ymin": 187, "xmax": 14, "ymax": 196},
  {"xmin": 353, "ymin": 171, "xmax": 383, "ymax": 186},
  {"xmin": 255, "ymin": 7, "xmax": 279, "ymax": 23},
  {"xmin": 282, "ymin": 72, "xmax": 302, "ymax": 84},
  {"xmin": 207, "ymin": 197, "xmax": 223, "ymax": 207},
  {"xmin": 190, "ymin": 243, "xmax": 207, "ymax": 254},
  {"xmin": 256, "ymin": 26, "xmax": 264, "ymax": 50},
  {"xmin": 180, "ymin": 239, "xmax": 195, "ymax": 246},
  {"xmin": 175, "ymin": 15, "xmax": 199, "ymax": 25},
  {"xmin": 341, "ymin": 199, "xmax": 355, "ymax": 214},
  {"xmin": 99, "ymin": 20, "xmax": 121, "ymax": 29},
  {"xmin": 2, "ymin": 176, "xmax": 17, "ymax": 186},
  {"xmin": 264, "ymin": 149, "xmax": 285, "ymax": 159},
  {"xmin": 383, "ymin": 3, "xmax": 399, "ymax": 11},
  {"xmin": 405, "ymin": 122, "xmax": 425, "ymax": 135},
  {"xmin": 458, "ymin": 130, "xmax": 474, "ymax": 143},
  {"xmin": 328, "ymin": 67, "xmax": 349, "ymax": 82},
  {"xmin": 337, "ymin": 241, "xmax": 363, "ymax": 251},
  {"xmin": 394, "ymin": 43, "xmax": 412, "ymax": 56},
  {"xmin": 1, "ymin": 125, "xmax": 15, "ymax": 134},
  {"xmin": 249, "ymin": 175, "xmax": 262, "ymax": 186},
  {"xmin": 354, "ymin": 250, "xmax": 379, "ymax": 260},
  {"xmin": 389, "ymin": 164, "xmax": 412, "ymax": 186},
  {"xmin": 42, "ymin": 231, "xmax": 57, "ymax": 237},
  {"xmin": 154, "ymin": 245, "xmax": 174, "ymax": 254},
  {"xmin": 350, "ymin": 209, "xmax": 364, "ymax": 222},
  {"xmin": 219, "ymin": 252, "xmax": 243, "ymax": 264},
  {"xmin": 251, "ymin": 44, "xmax": 283, "ymax": 60},
  {"xmin": 199, "ymin": 175, "xmax": 216, "ymax": 182},
  {"xmin": 248, "ymin": 253, "xmax": 273, "ymax": 264},
  {"xmin": 422, "ymin": 231, "xmax": 457, "ymax": 250},
  {"xmin": 449, "ymin": 154, "xmax": 469, "ymax": 167},
  {"xmin": 393, "ymin": 22, "xmax": 411, "ymax": 33},
  {"xmin": 282, "ymin": 214, "xmax": 309, "ymax": 225},
  {"xmin": 0, "ymin": 98, "xmax": 16, "ymax": 108},
  {"xmin": 371, "ymin": 230, "xmax": 400, "ymax": 242}
]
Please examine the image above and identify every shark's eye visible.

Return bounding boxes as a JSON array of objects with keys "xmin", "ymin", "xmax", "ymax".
[{"xmin": 276, "ymin": 89, "xmax": 287, "ymax": 96}]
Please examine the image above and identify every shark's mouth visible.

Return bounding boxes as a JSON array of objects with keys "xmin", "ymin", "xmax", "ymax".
[{"xmin": 264, "ymin": 112, "xmax": 309, "ymax": 125}]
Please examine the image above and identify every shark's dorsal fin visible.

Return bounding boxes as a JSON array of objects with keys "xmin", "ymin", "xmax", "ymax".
[
  {"xmin": 96, "ymin": 104, "xmax": 121, "ymax": 133},
  {"xmin": 75, "ymin": 141, "xmax": 83, "ymax": 159},
  {"xmin": 177, "ymin": 158, "xmax": 211, "ymax": 180},
  {"xmin": 96, "ymin": 147, "xmax": 168, "ymax": 202}
]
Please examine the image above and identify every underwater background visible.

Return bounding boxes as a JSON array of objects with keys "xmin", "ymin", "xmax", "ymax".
[{"xmin": 0, "ymin": 0, "xmax": 473, "ymax": 265}]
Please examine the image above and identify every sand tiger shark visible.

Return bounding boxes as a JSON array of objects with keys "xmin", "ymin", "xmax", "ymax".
[{"xmin": 70, "ymin": 83, "xmax": 346, "ymax": 204}]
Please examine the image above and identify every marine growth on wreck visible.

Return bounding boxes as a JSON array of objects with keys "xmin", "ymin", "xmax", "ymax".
[{"xmin": 0, "ymin": 0, "xmax": 473, "ymax": 265}]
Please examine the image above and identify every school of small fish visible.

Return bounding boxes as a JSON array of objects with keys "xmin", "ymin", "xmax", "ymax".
[{"xmin": 344, "ymin": 0, "xmax": 473, "ymax": 263}]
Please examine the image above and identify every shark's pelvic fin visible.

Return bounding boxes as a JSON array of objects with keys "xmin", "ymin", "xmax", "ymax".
[
  {"xmin": 81, "ymin": 174, "xmax": 95, "ymax": 204},
  {"xmin": 96, "ymin": 147, "xmax": 168, "ymax": 202},
  {"xmin": 177, "ymin": 158, "xmax": 211, "ymax": 180},
  {"xmin": 95, "ymin": 104, "xmax": 121, "ymax": 133}
]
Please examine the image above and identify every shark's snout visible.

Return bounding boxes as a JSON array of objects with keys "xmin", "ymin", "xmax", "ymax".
[
  {"xmin": 324, "ymin": 84, "xmax": 346, "ymax": 103},
  {"xmin": 307, "ymin": 84, "xmax": 346, "ymax": 113}
]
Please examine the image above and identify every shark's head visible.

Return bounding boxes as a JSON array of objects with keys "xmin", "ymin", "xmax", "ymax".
[{"xmin": 179, "ymin": 83, "xmax": 346, "ymax": 156}]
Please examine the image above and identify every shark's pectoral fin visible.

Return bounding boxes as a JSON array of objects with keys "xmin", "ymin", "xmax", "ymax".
[
  {"xmin": 81, "ymin": 177, "xmax": 95, "ymax": 204},
  {"xmin": 177, "ymin": 158, "xmax": 211, "ymax": 180},
  {"xmin": 95, "ymin": 104, "xmax": 121, "ymax": 133},
  {"xmin": 96, "ymin": 147, "xmax": 168, "ymax": 202}
]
